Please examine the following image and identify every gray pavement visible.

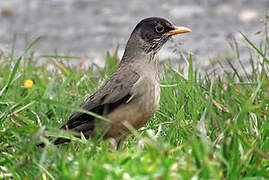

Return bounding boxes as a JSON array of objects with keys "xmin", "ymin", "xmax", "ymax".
[{"xmin": 0, "ymin": 0, "xmax": 268, "ymax": 71}]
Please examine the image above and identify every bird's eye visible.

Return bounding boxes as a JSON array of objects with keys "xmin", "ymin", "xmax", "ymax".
[{"xmin": 155, "ymin": 24, "xmax": 164, "ymax": 33}]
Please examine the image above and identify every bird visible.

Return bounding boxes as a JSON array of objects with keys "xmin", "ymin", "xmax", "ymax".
[{"xmin": 38, "ymin": 17, "xmax": 191, "ymax": 148}]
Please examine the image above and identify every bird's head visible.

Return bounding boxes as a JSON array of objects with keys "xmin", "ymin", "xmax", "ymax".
[{"xmin": 125, "ymin": 17, "xmax": 191, "ymax": 56}]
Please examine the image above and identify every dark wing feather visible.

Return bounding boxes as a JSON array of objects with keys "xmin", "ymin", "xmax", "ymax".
[{"xmin": 54, "ymin": 64, "xmax": 139, "ymax": 144}]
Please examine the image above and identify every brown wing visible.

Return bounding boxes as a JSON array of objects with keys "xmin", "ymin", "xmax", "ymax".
[{"xmin": 54, "ymin": 64, "xmax": 139, "ymax": 144}]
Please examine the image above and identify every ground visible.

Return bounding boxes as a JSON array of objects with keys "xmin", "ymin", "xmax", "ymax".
[{"xmin": 0, "ymin": 0, "xmax": 268, "ymax": 70}]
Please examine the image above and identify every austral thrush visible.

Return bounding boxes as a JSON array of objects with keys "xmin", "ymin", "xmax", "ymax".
[{"xmin": 39, "ymin": 17, "xmax": 191, "ymax": 148}]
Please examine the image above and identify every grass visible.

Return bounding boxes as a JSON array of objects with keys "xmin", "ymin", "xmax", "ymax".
[{"xmin": 0, "ymin": 26, "xmax": 269, "ymax": 180}]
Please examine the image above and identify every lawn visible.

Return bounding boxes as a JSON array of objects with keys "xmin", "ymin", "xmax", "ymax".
[{"xmin": 0, "ymin": 27, "xmax": 268, "ymax": 179}]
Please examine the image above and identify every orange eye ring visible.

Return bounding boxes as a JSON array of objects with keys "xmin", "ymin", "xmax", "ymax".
[{"xmin": 155, "ymin": 24, "xmax": 164, "ymax": 33}]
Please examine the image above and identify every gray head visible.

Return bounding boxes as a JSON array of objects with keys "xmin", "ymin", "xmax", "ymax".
[{"xmin": 122, "ymin": 17, "xmax": 191, "ymax": 62}]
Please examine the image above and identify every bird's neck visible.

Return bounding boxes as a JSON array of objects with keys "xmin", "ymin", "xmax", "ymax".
[{"xmin": 120, "ymin": 33, "xmax": 157, "ymax": 64}]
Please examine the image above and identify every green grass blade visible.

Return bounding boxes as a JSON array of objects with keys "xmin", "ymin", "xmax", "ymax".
[
  {"xmin": 240, "ymin": 32, "xmax": 269, "ymax": 65},
  {"xmin": 38, "ymin": 98, "xmax": 111, "ymax": 123},
  {"xmin": 0, "ymin": 56, "xmax": 22, "ymax": 97},
  {"xmin": 24, "ymin": 37, "xmax": 41, "ymax": 54}
]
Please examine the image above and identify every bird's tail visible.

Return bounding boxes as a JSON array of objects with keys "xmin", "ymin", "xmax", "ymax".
[{"xmin": 36, "ymin": 121, "xmax": 93, "ymax": 147}]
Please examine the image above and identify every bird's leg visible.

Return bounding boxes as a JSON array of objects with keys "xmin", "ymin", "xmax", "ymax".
[
  {"xmin": 116, "ymin": 136, "xmax": 126, "ymax": 150},
  {"xmin": 108, "ymin": 136, "xmax": 125, "ymax": 150}
]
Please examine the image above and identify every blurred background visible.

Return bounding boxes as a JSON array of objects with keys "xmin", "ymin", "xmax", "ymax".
[{"xmin": 0, "ymin": 0, "xmax": 268, "ymax": 71}]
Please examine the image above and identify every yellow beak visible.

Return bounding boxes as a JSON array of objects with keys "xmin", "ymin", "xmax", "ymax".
[{"xmin": 168, "ymin": 26, "xmax": 192, "ymax": 35}]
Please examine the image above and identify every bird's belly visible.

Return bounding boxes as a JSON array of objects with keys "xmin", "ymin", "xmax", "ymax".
[{"xmin": 104, "ymin": 82, "xmax": 160, "ymax": 138}]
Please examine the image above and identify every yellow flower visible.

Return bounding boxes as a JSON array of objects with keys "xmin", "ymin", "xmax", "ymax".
[{"xmin": 24, "ymin": 80, "xmax": 34, "ymax": 89}]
